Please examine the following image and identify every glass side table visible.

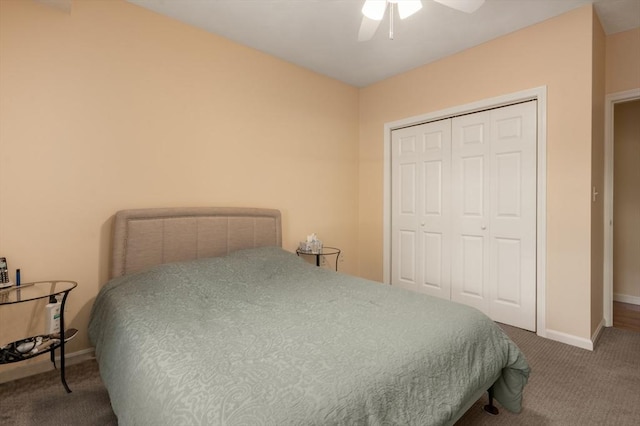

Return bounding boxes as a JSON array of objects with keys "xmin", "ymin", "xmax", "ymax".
[
  {"xmin": 0, "ymin": 280, "xmax": 77, "ymax": 393},
  {"xmin": 296, "ymin": 247, "xmax": 341, "ymax": 271}
]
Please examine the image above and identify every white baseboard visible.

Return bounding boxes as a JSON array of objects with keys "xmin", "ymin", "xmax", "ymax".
[
  {"xmin": 613, "ymin": 293, "xmax": 640, "ymax": 306},
  {"xmin": 0, "ymin": 348, "xmax": 95, "ymax": 384},
  {"xmin": 545, "ymin": 328, "xmax": 594, "ymax": 351}
]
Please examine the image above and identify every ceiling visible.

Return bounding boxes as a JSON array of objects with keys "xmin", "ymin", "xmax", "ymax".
[{"xmin": 125, "ymin": 0, "xmax": 640, "ymax": 87}]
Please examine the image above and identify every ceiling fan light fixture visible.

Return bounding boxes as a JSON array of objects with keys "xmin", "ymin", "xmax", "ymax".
[
  {"xmin": 362, "ymin": 1, "xmax": 424, "ymax": 21},
  {"xmin": 362, "ymin": 0, "xmax": 387, "ymax": 21},
  {"xmin": 397, "ymin": 0, "xmax": 423, "ymax": 19}
]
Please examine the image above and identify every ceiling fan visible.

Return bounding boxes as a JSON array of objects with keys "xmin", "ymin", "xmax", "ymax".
[{"xmin": 358, "ymin": 0, "xmax": 485, "ymax": 41}]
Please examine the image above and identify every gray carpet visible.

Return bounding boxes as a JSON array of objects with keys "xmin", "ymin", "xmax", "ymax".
[
  {"xmin": 0, "ymin": 359, "xmax": 117, "ymax": 426},
  {"xmin": 1, "ymin": 325, "xmax": 638, "ymax": 425}
]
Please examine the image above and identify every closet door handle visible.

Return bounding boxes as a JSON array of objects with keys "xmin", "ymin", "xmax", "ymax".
[{"xmin": 481, "ymin": 225, "xmax": 487, "ymax": 230}]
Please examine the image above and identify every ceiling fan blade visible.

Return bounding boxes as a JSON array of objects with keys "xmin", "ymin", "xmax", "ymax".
[
  {"xmin": 398, "ymin": 0, "xmax": 423, "ymax": 20},
  {"xmin": 358, "ymin": 16, "xmax": 383, "ymax": 41},
  {"xmin": 432, "ymin": 0, "xmax": 485, "ymax": 14}
]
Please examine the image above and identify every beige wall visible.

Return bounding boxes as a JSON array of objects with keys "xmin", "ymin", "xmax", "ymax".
[
  {"xmin": 606, "ymin": 28, "xmax": 640, "ymax": 94},
  {"xmin": 613, "ymin": 100, "xmax": 640, "ymax": 299},
  {"xmin": 358, "ymin": 6, "xmax": 597, "ymax": 339},
  {"xmin": 0, "ymin": 0, "xmax": 359, "ymax": 367},
  {"xmin": 590, "ymin": 10, "xmax": 606, "ymax": 335}
]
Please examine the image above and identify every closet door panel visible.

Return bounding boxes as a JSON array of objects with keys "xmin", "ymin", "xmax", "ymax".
[
  {"xmin": 462, "ymin": 156, "xmax": 485, "ymax": 216},
  {"xmin": 489, "ymin": 101, "xmax": 537, "ymax": 331},
  {"xmin": 424, "ymin": 161, "xmax": 443, "ymax": 215},
  {"xmin": 399, "ymin": 230, "xmax": 417, "ymax": 284},
  {"xmin": 399, "ymin": 163, "xmax": 417, "ymax": 214},
  {"xmin": 423, "ymin": 231, "xmax": 443, "ymax": 290},
  {"xmin": 392, "ymin": 132, "xmax": 421, "ymax": 291},
  {"xmin": 460, "ymin": 235, "xmax": 485, "ymax": 298},
  {"xmin": 451, "ymin": 111, "xmax": 491, "ymax": 315},
  {"xmin": 495, "ymin": 237, "xmax": 522, "ymax": 304},
  {"xmin": 391, "ymin": 120, "xmax": 451, "ymax": 298}
]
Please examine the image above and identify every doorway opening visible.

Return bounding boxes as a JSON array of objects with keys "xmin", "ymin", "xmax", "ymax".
[{"xmin": 603, "ymin": 89, "xmax": 640, "ymax": 331}]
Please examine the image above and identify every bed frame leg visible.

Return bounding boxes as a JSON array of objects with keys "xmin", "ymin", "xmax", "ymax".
[{"xmin": 483, "ymin": 386, "xmax": 500, "ymax": 416}]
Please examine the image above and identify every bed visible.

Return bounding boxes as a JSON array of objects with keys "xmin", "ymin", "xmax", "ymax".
[{"xmin": 89, "ymin": 207, "xmax": 530, "ymax": 425}]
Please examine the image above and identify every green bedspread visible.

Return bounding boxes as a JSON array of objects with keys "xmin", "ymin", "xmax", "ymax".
[{"xmin": 89, "ymin": 246, "xmax": 529, "ymax": 425}]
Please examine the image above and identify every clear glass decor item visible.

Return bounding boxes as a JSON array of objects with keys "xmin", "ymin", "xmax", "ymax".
[
  {"xmin": 299, "ymin": 241, "xmax": 311, "ymax": 252},
  {"xmin": 299, "ymin": 233, "xmax": 323, "ymax": 253}
]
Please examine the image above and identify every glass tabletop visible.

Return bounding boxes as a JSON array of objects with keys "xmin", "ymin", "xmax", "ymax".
[
  {"xmin": 0, "ymin": 281, "xmax": 77, "ymax": 305},
  {"xmin": 296, "ymin": 246, "xmax": 341, "ymax": 256}
]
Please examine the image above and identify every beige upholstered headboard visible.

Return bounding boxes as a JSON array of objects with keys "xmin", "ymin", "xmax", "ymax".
[{"xmin": 110, "ymin": 207, "xmax": 282, "ymax": 279}]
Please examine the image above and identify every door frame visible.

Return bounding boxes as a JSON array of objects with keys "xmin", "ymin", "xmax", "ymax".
[
  {"xmin": 383, "ymin": 86, "xmax": 547, "ymax": 336},
  {"xmin": 603, "ymin": 88, "xmax": 640, "ymax": 327}
]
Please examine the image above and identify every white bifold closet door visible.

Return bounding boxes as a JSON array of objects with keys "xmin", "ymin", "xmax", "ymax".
[{"xmin": 391, "ymin": 101, "xmax": 537, "ymax": 331}]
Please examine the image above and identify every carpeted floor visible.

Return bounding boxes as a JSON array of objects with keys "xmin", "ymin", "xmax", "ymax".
[
  {"xmin": 0, "ymin": 359, "xmax": 117, "ymax": 426},
  {"xmin": 1, "ymin": 325, "xmax": 639, "ymax": 425}
]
